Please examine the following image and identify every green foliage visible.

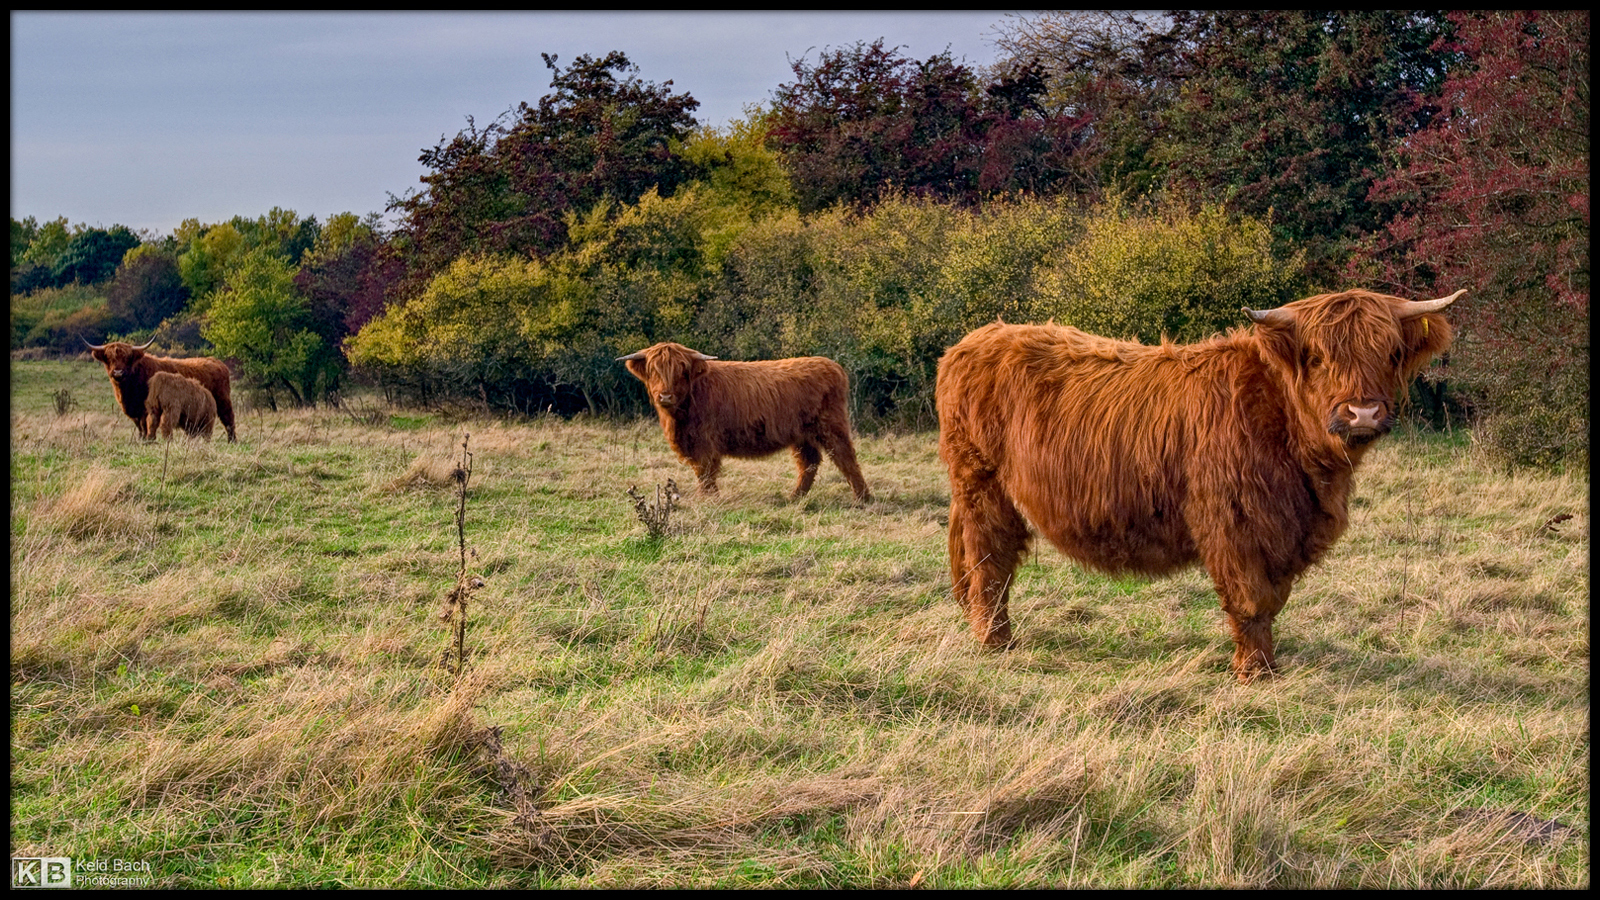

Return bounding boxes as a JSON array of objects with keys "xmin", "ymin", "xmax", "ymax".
[
  {"xmin": 178, "ymin": 220, "xmax": 246, "ymax": 304},
  {"xmin": 11, "ymin": 282, "xmax": 117, "ymax": 351},
  {"xmin": 701, "ymin": 193, "xmax": 1298, "ymax": 427},
  {"xmin": 174, "ymin": 209, "xmax": 322, "ymax": 306},
  {"xmin": 1035, "ymin": 200, "xmax": 1306, "ymax": 343},
  {"xmin": 354, "ymin": 185, "xmax": 737, "ymax": 415},
  {"xmin": 18, "ymin": 216, "xmax": 73, "ymax": 270},
  {"xmin": 348, "ymin": 252, "xmax": 607, "ymax": 414},
  {"xmin": 17, "ymin": 302, "xmax": 121, "ymax": 353},
  {"xmin": 52, "ymin": 226, "xmax": 141, "ymax": 285},
  {"xmin": 680, "ymin": 119, "xmax": 798, "ymax": 219},
  {"xmin": 12, "ymin": 215, "xmax": 42, "ymax": 268},
  {"xmin": 202, "ymin": 246, "xmax": 338, "ymax": 407},
  {"xmin": 357, "ymin": 188, "xmax": 1301, "ymax": 427}
]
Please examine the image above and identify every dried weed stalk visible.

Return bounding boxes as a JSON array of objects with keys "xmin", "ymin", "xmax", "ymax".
[
  {"xmin": 627, "ymin": 478, "xmax": 681, "ymax": 539},
  {"xmin": 439, "ymin": 433, "xmax": 482, "ymax": 675}
]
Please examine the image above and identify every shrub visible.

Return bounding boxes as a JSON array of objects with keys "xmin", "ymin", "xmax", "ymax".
[{"xmin": 1034, "ymin": 199, "xmax": 1307, "ymax": 344}]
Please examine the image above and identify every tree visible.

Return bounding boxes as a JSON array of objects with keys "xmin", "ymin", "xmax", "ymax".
[
  {"xmin": 52, "ymin": 226, "xmax": 141, "ymax": 285},
  {"xmin": 1360, "ymin": 10, "xmax": 1588, "ymax": 467},
  {"xmin": 12, "ymin": 216, "xmax": 41, "ymax": 269},
  {"xmin": 294, "ymin": 213, "xmax": 405, "ymax": 350},
  {"xmin": 233, "ymin": 207, "xmax": 321, "ymax": 266},
  {"xmin": 992, "ymin": 12, "xmax": 1461, "ymax": 281},
  {"xmin": 107, "ymin": 251, "xmax": 190, "ymax": 332},
  {"xmin": 765, "ymin": 39, "xmax": 1092, "ymax": 212},
  {"xmin": 989, "ymin": 11, "xmax": 1170, "ymax": 195},
  {"xmin": 390, "ymin": 51, "xmax": 702, "ymax": 280},
  {"xmin": 1148, "ymin": 11, "xmax": 1460, "ymax": 281},
  {"xmin": 13, "ymin": 216, "xmax": 75, "ymax": 291},
  {"xmin": 202, "ymin": 247, "xmax": 338, "ymax": 407},
  {"xmin": 178, "ymin": 221, "xmax": 246, "ymax": 303}
]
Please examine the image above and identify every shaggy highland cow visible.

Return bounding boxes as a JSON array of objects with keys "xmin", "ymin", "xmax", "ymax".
[
  {"xmin": 144, "ymin": 371, "xmax": 217, "ymax": 441},
  {"xmin": 620, "ymin": 342, "xmax": 872, "ymax": 501},
  {"xmin": 936, "ymin": 288, "xmax": 1462, "ymax": 682},
  {"xmin": 87, "ymin": 339, "xmax": 236, "ymax": 441}
]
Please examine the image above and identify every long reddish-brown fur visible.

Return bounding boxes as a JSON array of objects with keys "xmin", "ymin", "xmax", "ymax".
[
  {"xmin": 622, "ymin": 342, "xmax": 872, "ymax": 501},
  {"xmin": 145, "ymin": 372, "xmax": 217, "ymax": 441},
  {"xmin": 89, "ymin": 341, "xmax": 236, "ymax": 442},
  {"xmin": 936, "ymin": 289, "xmax": 1458, "ymax": 682}
]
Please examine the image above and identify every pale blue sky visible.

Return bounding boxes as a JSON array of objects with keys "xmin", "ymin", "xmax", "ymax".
[{"xmin": 11, "ymin": 11, "xmax": 1012, "ymax": 236}]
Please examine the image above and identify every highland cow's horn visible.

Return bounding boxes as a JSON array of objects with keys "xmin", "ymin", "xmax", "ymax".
[
  {"xmin": 134, "ymin": 338, "xmax": 157, "ymax": 351},
  {"xmin": 84, "ymin": 338, "xmax": 107, "ymax": 351},
  {"xmin": 1399, "ymin": 289, "xmax": 1466, "ymax": 318},
  {"xmin": 1242, "ymin": 305, "xmax": 1295, "ymax": 327},
  {"xmin": 616, "ymin": 351, "xmax": 647, "ymax": 362},
  {"xmin": 692, "ymin": 352, "xmax": 718, "ymax": 361}
]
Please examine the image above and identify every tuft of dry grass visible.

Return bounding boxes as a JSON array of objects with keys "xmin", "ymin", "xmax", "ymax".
[
  {"xmin": 38, "ymin": 464, "xmax": 154, "ymax": 541},
  {"xmin": 385, "ymin": 453, "xmax": 467, "ymax": 492}
]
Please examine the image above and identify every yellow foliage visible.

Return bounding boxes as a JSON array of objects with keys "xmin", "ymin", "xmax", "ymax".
[{"xmin": 1035, "ymin": 200, "xmax": 1305, "ymax": 343}]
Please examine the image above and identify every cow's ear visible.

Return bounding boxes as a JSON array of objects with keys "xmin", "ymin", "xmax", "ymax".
[
  {"xmin": 1253, "ymin": 319, "xmax": 1300, "ymax": 371},
  {"xmin": 1399, "ymin": 313, "xmax": 1453, "ymax": 379},
  {"xmin": 623, "ymin": 357, "xmax": 647, "ymax": 381},
  {"xmin": 91, "ymin": 347, "xmax": 108, "ymax": 363}
]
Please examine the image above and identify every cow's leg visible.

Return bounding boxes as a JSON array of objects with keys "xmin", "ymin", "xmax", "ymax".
[
  {"xmin": 819, "ymin": 426, "xmax": 872, "ymax": 502},
  {"xmin": 1207, "ymin": 562, "xmax": 1292, "ymax": 683},
  {"xmin": 214, "ymin": 393, "xmax": 237, "ymax": 442},
  {"xmin": 949, "ymin": 475, "xmax": 1030, "ymax": 648},
  {"xmin": 690, "ymin": 455, "xmax": 722, "ymax": 495},
  {"xmin": 145, "ymin": 410, "xmax": 160, "ymax": 442},
  {"xmin": 790, "ymin": 442, "xmax": 822, "ymax": 499}
]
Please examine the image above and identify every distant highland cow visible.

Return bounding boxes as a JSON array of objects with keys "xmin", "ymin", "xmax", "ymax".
[
  {"xmin": 620, "ymin": 342, "xmax": 872, "ymax": 501},
  {"xmin": 144, "ymin": 372, "xmax": 217, "ymax": 441},
  {"xmin": 87, "ymin": 338, "xmax": 236, "ymax": 441},
  {"xmin": 936, "ymin": 288, "xmax": 1462, "ymax": 682}
]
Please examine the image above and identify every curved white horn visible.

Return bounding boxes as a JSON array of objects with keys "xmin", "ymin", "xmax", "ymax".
[
  {"xmin": 1243, "ymin": 305, "xmax": 1296, "ymax": 327},
  {"xmin": 616, "ymin": 351, "xmax": 647, "ymax": 362},
  {"xmin": 84, "ymin": 337, "xmax": 107, "ymax": 351},
  {"xmin": 1400, "ymin": 288, "xmax": 1465, "ymax": 318}
]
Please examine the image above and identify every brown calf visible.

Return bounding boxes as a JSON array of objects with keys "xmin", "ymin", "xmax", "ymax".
[
  {"xmin": 144, "ymin": 371, "xmax": 217, "ymax": 441},
  {"xmin": 620, "ymin": 342, "xmax": 872, "ymax": 501}
]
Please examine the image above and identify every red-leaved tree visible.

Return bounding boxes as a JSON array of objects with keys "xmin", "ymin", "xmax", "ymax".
[
  {"xmin": 766, "ymin": 40, "xmax": 1092, "ymax": 213},
  {"xmin": 1359, "ymin": 10, "xmax": 1588, "ymax": 467}
]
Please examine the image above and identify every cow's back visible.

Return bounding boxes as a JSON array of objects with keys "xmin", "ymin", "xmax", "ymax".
[
  {"xmin": 938, "ymin": 322, "xmax": 1220, "ymax": 575},
  {"xmin": 694, "ymin": 357, "xmax": 851, "ymax": 456}
]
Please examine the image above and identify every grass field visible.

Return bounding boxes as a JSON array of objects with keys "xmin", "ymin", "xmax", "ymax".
[{"xmin": 9, "ymin": 358, "xmax": 1589, "ymax": 887}]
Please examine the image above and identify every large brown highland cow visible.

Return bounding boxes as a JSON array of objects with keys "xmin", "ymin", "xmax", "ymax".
[
  {"xmin": 87, "ymin": 339, "xmax": 236, "ymax": 442},
  {"xmin": 936, "ymin": 288, "xmax": 1463, "ymax": 682},
  {"xmin": 145, "ymin": 371, "xmax": 217, "ymax": 441},
  {"xmin": 620, "ymin": 342, "xmax": 872, "ymax": 501}
]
